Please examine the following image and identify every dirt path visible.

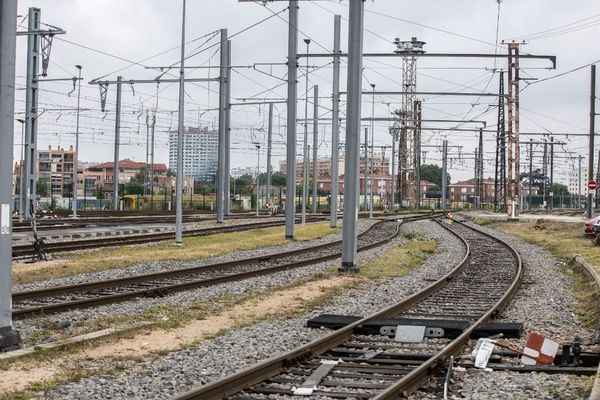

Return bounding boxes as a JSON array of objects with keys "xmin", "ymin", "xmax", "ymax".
[{"xmin": 0, "ymin": 275, "xmax": 358, "ymax": 395}]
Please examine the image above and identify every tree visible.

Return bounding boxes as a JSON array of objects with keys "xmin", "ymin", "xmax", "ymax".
[
  {"xmin": 46, "ymin": 197, "xmax": 58, "ymax": 210},
  {"xmin": 36, "ymin": 178, "xmax": 49, "ymax": 197},
  {"xmin": 419, "ymin": 164, "xmax": 450, "ymax": 188},
  {"xmin": 124, "ymin": 181, "xmax": 143, "ymax": 195},
  {"xmin": 166, "ymin": 168, "xmax": 176, "ymax": 177},
  {"xmin": 552, "ymin": 183, "xmax": 570, "ymax": 196},
  {"xmin": 258, "ymin": 171, "xmax": 286, "ymax": 186},
  {"xmin": 195, "ymin": 181, "xmax": 214, "ymax": 194},
  {"xmin": 235, "ymin": 173, "xmax": 254, "ymax": 186},
  {"xmin": 520, "ymin": 168, "xmax": 545, "ymax": 188},
  {"xmin": 95, "ymin": 186, "xmax": 105, "ymax": 199},
  {"xmin": 425, "ymin": 185, "xmax": 441, "ymax": 199}
]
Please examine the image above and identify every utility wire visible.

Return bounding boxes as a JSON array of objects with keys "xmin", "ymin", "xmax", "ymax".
[
  {"xmin": 509, "ymin": 11, "xmax": 600, "ymax": 41},
  {"xmin": 522, "ymin": 58, "xmax": 600, "ymax": 91}
]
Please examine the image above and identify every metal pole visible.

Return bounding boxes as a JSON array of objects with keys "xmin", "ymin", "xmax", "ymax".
[
  {"xmin": 442, "ymin": 140, "xmax": 448, "ymax": 209},
  {"xmin": 474, "ymin": 147, "xmax": 478, "ymax": 209},
  {"xmin": 145, "ymin": 110, "xmax": 149, "ymax": 196},
  {"xmin": 414, "ymin": 101, "xmax": 422, "ymax": 209},
  {"xmin": 542, "ymin": 141, "xmax": 547, "ymax": 208},
  {"xmin": 369, "ymin": 84, "xmax": 375, "ymax": 218},
  {"xmin": 478, "ymin": 128, "xmax": 483, "ymax": 207},
  {"xmin": 364, "ymin": 127, "xmax": 368, "ymax": 211},
  {"xmin": 285, "ymin": 0, "xmax": 298, "ymax": 239},
  {"xmin": 514, "ymin": 45, "xmax": 522, "ymax": 217},
  {"xmin": 0, "ymin": 0, "xmax": 21, "ymax": 349},
  {"xmin": 549, "ymin": 136, "xmax": 554, "ymax": 211},
  {"xmin": 113, "ymin": 76, "xmax": 122, "ymax": 211},
  {"xmin": 256, "ymin": 144, "xmax": 261, "ymax": 216},
  {"xmin": 266, "ymin": 102, "xmax": 273, "ymax": 206},
  {"xmin": 17, "ymin": 119, "xmax": 25, "ymax": 221},
  {"xmin": 340, "ymin": 0, "xmax": 364, "ymax": 272},
  {"xmin": 579, "ymin": 155, "xmax": 583, "ymax": 209},
  {"xmin": 72, "ymin": 65, "xmax": 82, "ymax": 217},
  {"xmin": 150, "ymin": 111, "xmax": 156, "ymax": 209},
  {"xmin": 24, "ymin": 7, "xmax": 40, "ymax": 219},
  {"xmin": 588, "ymin": 64, "xmax": 596, "ymax": 218},
  {"xmin": 311, "ymin": 85, "xmax": 318, "ymax": 213},
  {"xmin": 216, "ymin": 29, "xmax": 228, "ymax": 224},
  {"xmin": 390, "ymin": 129, "xmax": 397, "ymax": 210},
  {"xmin": 330, "ymin": 14, "xmax": 341, "ymax": 228},
  {"xmin": 529, "ymin": 139, "xmax": 533, "ymax": 210},
  {"xmin": 597, "ymin": 149, "xmax": 600, "ymax": 208},
  {"xmin": 175, "ymin": 0, "xmax": 186, "ymax": 245},
  {"xmin": 225, "ymin": 39, "xmax": 232, "ymax": 215},
  {"xmin": 301, "ymin": 39, "xmax": 310, "ymax": 224}
]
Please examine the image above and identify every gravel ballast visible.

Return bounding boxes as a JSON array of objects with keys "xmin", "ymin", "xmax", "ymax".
[
  {"xmin": 19, "ymin": 218, "xmax": 595, "ymax": 400},
  {"xmin": 420, "ymin": 219, "xmax": 596, "ymax": 400},
  {"xmin": 14, "ymin": 220, "xmax": 377, "ymax": 344},
  {"xmin": 42, "ymin": 219, "xmax": 466, "ymax": 399}
]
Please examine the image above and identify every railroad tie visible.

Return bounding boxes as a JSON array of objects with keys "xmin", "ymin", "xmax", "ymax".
[{"xmin": 292, "ymin": 359, "xmax": 340, "ymax": 396}]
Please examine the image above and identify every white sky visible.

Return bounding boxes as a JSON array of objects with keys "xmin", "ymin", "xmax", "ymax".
[{"xmin": 11, "ymin": 0, "xmax": 600, "ymax": 183}]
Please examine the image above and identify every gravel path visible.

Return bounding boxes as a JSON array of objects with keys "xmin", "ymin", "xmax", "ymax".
[{"xmin": 42, "ymin": 219, "xmax": 466, "ymax": 400}]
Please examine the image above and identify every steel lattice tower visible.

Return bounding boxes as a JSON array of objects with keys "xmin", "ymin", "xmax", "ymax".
[
  {"xmin": 394, "ymin": 37, "xmax": 425, "ymax": 206},
  {"xmin": 494, "ymin": 71, "xmax": 507, "ymax": 212}
]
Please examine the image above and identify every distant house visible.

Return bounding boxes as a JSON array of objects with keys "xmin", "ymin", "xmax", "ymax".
[
  {"xmin": 448, "ymin": 177, "xmax": 495, "ymax": 204},
  {"xmin": 85, "ymin": 159, "xmax": 167, "ymax": 198}
]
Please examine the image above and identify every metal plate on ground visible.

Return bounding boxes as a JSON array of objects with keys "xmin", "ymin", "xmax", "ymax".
[
  {"xmin": 394, "ymin": 325, "xmax": 426, "ymax": 343},
  {"xmin": 381, "ymin": 325, "xmax": 444, "ymax": 338}
]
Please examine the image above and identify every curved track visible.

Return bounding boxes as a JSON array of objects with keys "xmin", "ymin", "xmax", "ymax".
[
  {"xmin": 13, "ymin": 216, "xmax": 430, "ymax": 319},
  {"xmin": 171, "ymin": 217, "xmax": 522, "ymax": 400}
]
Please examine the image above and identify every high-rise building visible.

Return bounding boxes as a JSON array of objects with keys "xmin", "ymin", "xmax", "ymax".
[
  {"xmin": 169, "ymin": 127, "xmax": 218, "ymax": 182},
  {"xmin": 568, "ymin": 167, "xmax": 588, "ymax": 196},
  {"xmin": 38, "ymin": 145, "xmax": 75, "ymax": 198}
]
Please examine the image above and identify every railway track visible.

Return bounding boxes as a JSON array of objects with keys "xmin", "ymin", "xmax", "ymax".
[
  {"xmin": 13, "ymin": 215, "xmax": 429, "ymax": 319},
  {"xmin": 12, "ymin": 217, "xmax": 325, "ymax": 259},
  {"xmin": 171, "ymin": 217, "xmax": 522, "ymax": 399},
  {"xmin": 11, "ymin": 212, "xmax": 261, "ymax": 232}
]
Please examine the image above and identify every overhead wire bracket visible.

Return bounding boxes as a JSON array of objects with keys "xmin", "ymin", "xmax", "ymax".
[
  {"xmin": 99, "ymin": 83, "xmax": 109, "ymax": 112},
  {"xmin": 40, "ymin": 34, "xmax": 54, "ymax": 77}
]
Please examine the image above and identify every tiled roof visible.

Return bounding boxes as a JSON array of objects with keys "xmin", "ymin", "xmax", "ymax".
[{"xmin": 89, "ymin": 159, "xmax": 167, "ymax": 171}]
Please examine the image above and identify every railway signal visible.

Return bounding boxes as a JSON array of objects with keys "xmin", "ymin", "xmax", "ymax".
[{"xmin": 588, "ymin": 180, "xmax": 597, "ymax": 192}]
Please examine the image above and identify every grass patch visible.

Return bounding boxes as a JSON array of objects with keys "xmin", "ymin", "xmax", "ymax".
[
  {"xmin": 495, "ymin": 221, "xmax": 600, "ymax": 329},
  {"xmin": 360, "ymin": 237, "xmax": 438, "ymax": 279},
  {"xmin": 1, "ymin": 379, "xmax": 59, "ymax": 400},
  {"xmin": 471, "ymin": 217, "xmax": 494, "ymax": 226},
  {"xmin": 496, "ymin": 221, "xmax": 600, "ymax": 274},
  {"xmin": 13, "ymin": 222, "xmax": 340, "ymax": 284},
  {"xmin": 569, "ymin": 270, "xmax": 600, "ymax": 329}
]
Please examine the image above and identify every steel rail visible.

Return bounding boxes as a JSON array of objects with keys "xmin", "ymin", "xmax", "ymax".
[
  {"xmin": 13, "ymin": 215, "xmax": 437, "ymax": 319},
  {"xmin": 11, "ymin": 212, "xmax": 262, "ymax": 229},
  {"xmin": 12, "ymin": 217, "xmax": 327, "ymax": 258},
  {"xmin": 171, "ymin": 217, "xmax": 522, "ymax": 400},
  {"xmin": 373, "ymin": 218, "xmax": 523, "ymax": 398},
  {"xmin": 12, "ymin": 216, "xmax": 208, "ymax": 232},
  {"xmin": 13, "ymin": 219, "xmax": 394, "ymax": 301}
]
